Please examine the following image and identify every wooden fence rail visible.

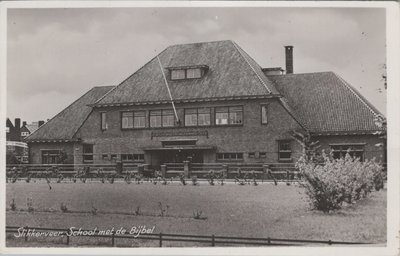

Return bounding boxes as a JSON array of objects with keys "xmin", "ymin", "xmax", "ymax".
[{"xmin": 6, "ymin": 226, "xmax": 372, "ymax": 247}]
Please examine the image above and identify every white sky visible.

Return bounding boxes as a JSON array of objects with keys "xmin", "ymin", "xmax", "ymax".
[{"xmin": 7, "ymin": 7, "xmax": 386, "ymax": 123}]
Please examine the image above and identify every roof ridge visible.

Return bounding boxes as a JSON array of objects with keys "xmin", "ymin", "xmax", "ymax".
[
  {"xmin": 167, "ymin": 39, "xmax": 232, "ymax": 48},
  {"xmin": 333, "ymin": 72, "xmax": 384, "ymax": 119},
  {"xmin": 230, "ymin": 41, "xmax": 272, "ymax": 94}
]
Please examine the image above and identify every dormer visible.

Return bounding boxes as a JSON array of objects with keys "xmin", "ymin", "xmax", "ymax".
[{"xmin": 166, "ymin": 65, "xmax": 209, "ymax": 81}]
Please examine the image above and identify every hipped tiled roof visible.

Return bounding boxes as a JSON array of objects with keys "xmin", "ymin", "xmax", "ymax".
[
  {"xmin": 25, "ymin": 86, "xmax": 115, "ymax": 142},
  {"xmin": 95, "ymin": 40, "xmax": 280, "ymax": 106},
  {"xmin": 268, "ymin": 72, "xmax": 384, "ymax": 133}
]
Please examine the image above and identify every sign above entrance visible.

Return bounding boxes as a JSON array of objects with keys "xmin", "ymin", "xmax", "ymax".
[{"xmin": 151, "ymin": 130, "xmax": 208, "ymax": 139}]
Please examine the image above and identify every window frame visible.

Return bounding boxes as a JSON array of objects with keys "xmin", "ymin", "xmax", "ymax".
[
  {"xmin": 100, "ymin": 112, "xmax": 108, "ymax": 131},
  {"xmin": 170, "ymin": 68, "xmax": 204, "ymax": 81},
  {"xmin": 261, "ymin": 104, "xmax": 269, "ymax": 125},
  {"xmin": 216, "ymin": 152, "xmax": 244, "ymax": 162},
  {"xmin": 83, "ymin": 144, "xmax": 94, "ymax": 163},
  {"xmin": 121, "ymin": 110, "xmax": 147, "ymax": 130},
  {"xmin": 278, "ymin": 140, "xmax": 292, "ymax": 162},
  {"xmin": 330, "ymin": 143, "xmax": 365, "ymax": 161},
  {"xmin": 184, "ymin": 108, "xmax": 211, "ymax": 127},
  {"xmin": 215, "ymin": 106, "xmax": 243, "ymax": 126},
  {"xmin": 41, "ymin": 149, "xmax": 62, "ymax": 165},
  {"xmin": 149, "ymin": 109, "xmax": 175, "ymax": 128}
]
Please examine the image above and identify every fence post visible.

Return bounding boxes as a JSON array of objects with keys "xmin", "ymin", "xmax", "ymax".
[
  {"xmin": 267, "ymin": 237, "xmax": 271, "ymax": 245},
  {"xmin": 262, "ymin": 165, "xmax": 269, "ymax": 183},
  {"xmin": 24, "ymin": 226, "xmax": 28, "ymax": 242},
  {"xmin": 211, "ymin": 234, "xmax": 215, "ymax": 247},
  {"xmin": 183, "ymin": 161, "xmax": 190, "ymax": 178},
  {"xmin": 111, "ymin": 230, "xmax": 115, "ymax": 247},
  {"xmin": 159, "ymin": 233, "xmax": 163, "ymax": 247},
  {"xmin": 328, "ymin": 240, "xmax": 332, "ymax": 245},
  {"xmin": 160, "ymin": 165, "xmax": 166, "ymax": 178},
  {"xmin": 222, "ymin": 165, "xmax": 228, "ymax": 179},
  {"xmin": 66, "ymin": 231, "xmax": 70, "ymax": 245}
]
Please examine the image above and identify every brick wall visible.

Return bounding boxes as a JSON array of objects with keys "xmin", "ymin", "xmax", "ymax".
[
  {"xmin": 28, "ymin": 142, "xmax": 75, "ymax": 164},
  {"xmin": 76, "ymin": 98, "xmax": 305, "ymax": 165}
]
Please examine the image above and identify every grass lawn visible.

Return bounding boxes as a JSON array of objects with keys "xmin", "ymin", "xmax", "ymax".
[{"xmin": 6, "ymin": 180, "xmax": 386, "ymax": 247}]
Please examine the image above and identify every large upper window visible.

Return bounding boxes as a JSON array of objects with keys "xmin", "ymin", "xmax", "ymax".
[
  {"xmin": 122, "ymin": 111, "xmax": 146, "ymax": 129},
  {"xmin": 215, "ymin": 106, "xmax": 243, "ymax": 125},
  {"xmin": 170, "ymin": 68, "xmax": 203, "ymax": 80},
  {"xmin": 331, "ymin": 144, "xmax": 364, "ymax": 161},
  {"xmin": 185, "ymin": 108, "xmax": 211, "ymax": 127},
  {"xmin": 150, "ymin": 110, "xmax": 175, "ymax": 128}
]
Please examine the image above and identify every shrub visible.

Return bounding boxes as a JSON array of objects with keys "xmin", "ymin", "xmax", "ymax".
[
  {"xmin": 296, "ymin": 152, "xmax": 384, "ymax": 212},
  {"xmin": 134, "ymin": 205, "xmax": 142, "ymax": 216},
  {"xmin": 191, "ymin": 176, "xmax": 199, "ymax": 186},
  {"xmin": 10, "ymin": 199, "xmax": 16, "ymax": 211},
  {"xmin": 27, "ymin": 197, "xmax": 34, "ymax": 213},
  {"xmin": 193, "ymin": 210, "xmax": 207, "ymax": 220},
  {"xmin": 207, "ymin": 170, "xmax": 216, "ymax": 185},
  {"xmin": 179, "ymin": 173, "xmax": 186, "ymax": 186},
  {"xmin": 60, "ymin": 202, "xmax": 68, "ymax": 213},
  {"xmin": 158, "ymin": 202, "xmax": 169, "ymax": 217}
]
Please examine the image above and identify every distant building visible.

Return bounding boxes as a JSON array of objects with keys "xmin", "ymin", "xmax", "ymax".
[
  {"xmin": 25, "ymin": 40, "xmax": 385, "ymax": 167},
  {"xmin": 6, "ymin": 118, "xmax": 45, "ymax": 163}
]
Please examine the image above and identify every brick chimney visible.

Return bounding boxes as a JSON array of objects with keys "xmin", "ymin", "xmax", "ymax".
[
  {"xmin": 14, "ymin": 118, "xmax": 21, "ymax": 129},
  {"xmin": 23, "ymin": 121, "xmax": 27, "ymax": 127},
  {"xmin": 285, "ymin": 46, "xmax": 294, "ymax": 74},
  {"xmin": 39, "ymin": 120, "xmax": 45, "ymax": 127}
]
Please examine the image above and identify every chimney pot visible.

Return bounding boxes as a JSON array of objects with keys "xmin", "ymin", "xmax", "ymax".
[
  {"xmin": 39, "ymin": 120, "xmax": 45, "ymax": 127},
  {"xmin": 284, "ymin": 46, "xmax": 294, "ymax": 74}
]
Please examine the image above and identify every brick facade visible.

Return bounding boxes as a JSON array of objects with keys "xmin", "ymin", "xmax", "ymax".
[{"xmin": 73, "ymin": 98, "xmax": 305, "ymax": 166}]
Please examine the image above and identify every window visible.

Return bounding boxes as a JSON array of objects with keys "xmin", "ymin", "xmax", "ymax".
[
  {"xmin": 110, "ymin": 154, "xmax": 117, "ymax": 161},
  {"xmin": 217, "ymin": 153, "xmax": 243, "ymax": 161},
  {"xmin": 278, "ymin": 141, "xmax": 292, "ymax": 161},
  {"xmin": 248, "ymin": 152, "xmax": 255, "ymax": 158},
  {"xmin": 331, "ymin": 144, "xmax": 364, "ymax": 161},
  {"xmin": 261, "ymin": 105, "xmax": 268, "ymax": 124},
  {"xmin": 216, "ymin": 106, "xmax": 243, "ymax": 125},
  {"xmin": 122, "ymin": 112, "xmax": 133, "ymax": 129},
  {"xmin": 102, "ymin": 154, "xmax": 108, "ymax": 160},
  {"xmin": 21, "ymin": 132, "xmax": 29, "ymax": 136},
  {"xmin": 186, "ymin": 68, "xmax": 202, "ymax": 79},
  {"xmin": 83, "ymin": 144, "xmax": 94, "ymax": 163},
  {"xmin": 121, "ymin": 154, "xmax": 134, "ymax": 162},
  {"xmin": 150, "ymin": 110, "xmax": 175, "ymax": 128},
  {"xmin": 133, "ymin": 154, "xmax": 145, "ymax": 161},
  {"xmin": 171, "ymin": 69, "xmax": 186, "ymax": 80},
  {"xmin": 101, "ymin": 112, "xmax": 107, "ymax": 130},
  {"xmin": 170, "ymin": 68, "xmax": 203, "ymax": 80},
  {"xmin": 260, "ymin": 152, "xmax": 267, "ymax": 158},
  {"xmin": 42, "ymin": 150, "xmax": 61, "ymax": 164},
  {"xmin": 134, "ymin": 111, "xmax": 146, "ymax": 128},
  {"xmin": 185, "ymin": 108, "xmax": 211, "ymax": 127},
  {"xmin": 122, "ymin": 111, "xmax": 146, "ymax": 129}
]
